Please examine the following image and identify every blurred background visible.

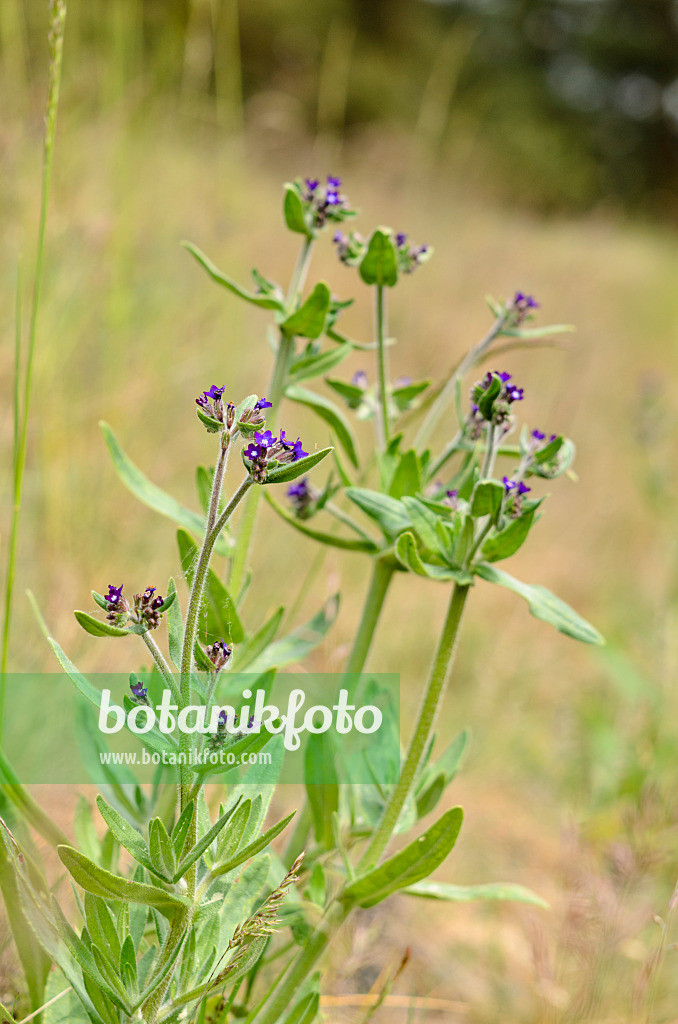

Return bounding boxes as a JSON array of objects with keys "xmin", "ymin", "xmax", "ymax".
[{"xmin": 3, "ymin": 0, "xmax": 678, "ymax": 1021}]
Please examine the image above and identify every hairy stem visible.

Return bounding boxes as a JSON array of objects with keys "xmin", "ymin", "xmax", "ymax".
[
  {"xmin": 357, "ymin": 581, "xmax": 470, "ymax": 871},
  {"xmin": 375, "ymin": 285, "xmax": 390, "ymax": 449},
  {"xmin": 1, "ymin": 0, "xmax": 66, "ymax": 731},
  {"xmin": 344, "ymin": 559, "xmax": 395, "ymax": 677}
]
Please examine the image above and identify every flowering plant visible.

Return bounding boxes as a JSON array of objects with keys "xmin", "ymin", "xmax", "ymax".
[{"xmin": 0, "ymin": 170, "xmax": 602, "ymax": 1024}]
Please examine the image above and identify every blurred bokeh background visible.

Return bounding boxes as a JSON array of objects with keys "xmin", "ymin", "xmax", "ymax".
[{"xmin": 3, "ymin": 0, "xmax": 678, "ymax": 1020}]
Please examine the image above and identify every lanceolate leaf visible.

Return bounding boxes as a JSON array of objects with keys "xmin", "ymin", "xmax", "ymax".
[
  {"xmin": 475, "ymin": 563, "xmax": 604, "ymax": 644},
  {"xmin": 244, "ymin": 595, "xmax": 340, "ymax": 674},
  {"xmin": 280, "ymin": 282, "xmax": 331, "ymax": 339},
  {"xmin": 212, "ymin": 812, "xmax": 295, "ymax": 877},
  {"xmin": 344, "ymin": 487, "xmax": 410, "ymax": 538},
  {"xmin": 100, "ymin": 422, "xmax": 231, "ymax": 556},
  {"xmin": 57, "ymin": 847, "xmax": 190, "ymax": 919},
  {"xmin": 285, "ymin": 384, "xmax": 359, "ymax": 467},
  {"xmin": 395, "ymin": 532, "xmax": 472, "ymax": 584},
  {"xmin": 74, "ymin": 611, "xmax": 134, "ymax": 639},
  {"xmin": 183, "ymin": 241, "xmax": 285, "ymax": 310},
  {"xmin": 403, "ymin": 880, "xmax": 549, "ymax": 908},
  {"xmin": 480, "ymin": 508, "xmax": 537, "ymax": 563},
  {"xmin": 289, "ymin": 343, "xmax": 352, "ymax": 383},
  {"xmin": 342, "ymin": 807, "xmax": 464, "ymax": 908},
  {"xmin": 263, "ymin": 447, "xmax": 334, "ymax": 485},
  {"xmin": 283, "ymin": 184, "xmax": 312, "ymax": 237}
]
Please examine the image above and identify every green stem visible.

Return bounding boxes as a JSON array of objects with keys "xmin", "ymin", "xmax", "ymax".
[
  {"xmin": 357, "ymin": 581, "xmax": 470, "ymax": 872},
  {"xmin": 142, "ymin": 632, "xmax": 182, "ymax": 706},
  {"xmin": 344, "ymin": 559, "xmax": 394, "ymax": 677},
  {"xmin": 141, "ymin": 909, "xmax": 193, "ymax": 1023},
  {"xmin": 375, "ymin": 285, "xmax": 390, "ymax": 450},
  {"xmin": 229, "ymin": 238, "xmax": 314, "ymax": 599},
  {"xmin": 1, "ymin": 0, "xmax": 66, "ymax": 731},
  {"xmin": 415, "ymin": 312, "xmax": 507, "ymax": 450},
  {"xmin": 178, "ymin": 472, "xmax": 251, "ymax": 892}
]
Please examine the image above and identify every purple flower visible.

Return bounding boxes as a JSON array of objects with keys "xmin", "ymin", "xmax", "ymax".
[
  {"xmin": 506, "ymin": 385, "xmax": 524, "ymax": 402},
  {"xmin": 106, "ymin": 584, "xmax": 124, "ymax": 606},
  {"xmin": 291, "ymin": 438, "xmax": 309, "ymax": 460},
  {"xmin": 503, "ymin": 476, "xmax": 516, "ymax": 492},
  {"xmin": 287, "ymin": 479, "xmax": 310, "ymax": 499},
  {"xmin": 514, "ymin": 291, "xmax": 539, "ymax": 309},
  {"xmin": 497, "ymin": 371, "xmax": 512, "ymax": 382},
  {"xmin": 245, "ymin": 442, "xmax": 267, "ymax": 461},
  {"xmin": 327, "ymin": 175, "xmax": 341, "ymax": 189},
  {"xmin": 254, "ymin": 430, "xmax": 277, "ymax": 448},
  {"xmin": 446, "ymin": 489, "xmax": 458, "ymax": 499},
  {"xmin": 517, "ymin": 481, "xmax": 531, "ymax": 495},
  {"xmin": 325, "ymin": 192, "xmax": 341, "ymax": 206},
  {"xmin": 396, "ymin": 232, "xmax": 407, "ymax": 247},
  {"xmin": 352, "ymin": 370, "xmax": 368, "ymax": 389},
  {"xmin": 532, "ymin": 429, "xmax": 546, "ymax": 441},
  {"xmin": 305, "ymin": 178, "xmax": 319, "ymax": 191},
  {"xmin": 255, "ymin": 397, "xmax": 273, "ymax": 411},
  {"xmin": 218, "ymin": 709, "xmax": 229, "ymax": 727},
  {"xmin": 130, "ymin": 680, "xmax": 148, "ymax": 699},
  {"xmin": 204, "ymin": 385, "xmax": 225, "ymax": 400},
  {"xmin": 394, "ymin": 376, "xmax": 412, "ymax": 388}
]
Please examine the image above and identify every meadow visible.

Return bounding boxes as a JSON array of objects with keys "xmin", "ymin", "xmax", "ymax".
[{"xmin": 3, "ymin": 12, "xmax": 678, "ymax": 1022}]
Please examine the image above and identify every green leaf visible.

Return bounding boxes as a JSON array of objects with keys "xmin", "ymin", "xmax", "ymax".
[
  {"xmin": 174, "ymin": 800, "xmax": 242, "ymax": 881},
  {"xmin": 475, "ymin": 563, "xmax": 605, "ymax": 644},
  {"xmin": 265, "ymin": 494, "xmax": 379, "ymax": 553},
  {"xmin": 395, "ymin": 532, "xmax": 473, "ymax": 584},
  {"xmin": 212, "ymin": 812, "xmax": 295, "ymax": 877},
  {"xmin": 283, "ymin": 183, "xmax": 312, "ymax": 237},
  {"xmin": 171, "ymin": 801, "xmax": 195, "ymax": 859},
  {"xmin": 471, "ymin": 480, "xmax": 505, "ymax": 520},
  {"xmin": 57, "ymin": 846, "xmax": 190, "ymax": 919},
  {"xmin": 176, "ymin": 530, "xmax": 244, "ymax": 644},
  {"xmin": 403, "ymin": 880, "xmax": 548, "ymax": 909},
  {"xmin": 388, "ymin": 450, "xmax": 421, "ymax": 499},
  {"xmin": 305, "ymin": 733, "xmax": 339, "ymax": 849},
  {"xmin": 149, "ymin": 818, "xmax": 176, "ymax": 880},
  {"xmin": 236, "ymin": 611, "xmax": 284, "ymax": 669},
  {"xmin": 342, "ymin": 807, "xmax": 464, "ymax": 908},
  {"xmin": 285, "ymin": 384, "xmax": 359, "ymax": 467},
  {"xmin": 392, "ymin": 380, "xmax": 429, "ymax": 412},
  {"xmin": 263, "ymin": 447, "xmax": 334, "ymax": 485},
  {"xmin": 289, "ymin": 343, "xmax": 352, "ymax": 383},
  {"xmin": 481, "ymin": 508, "xmax": 537, "ymax": 563},
  {"xmin": 243, "ymin": 595, "xmax": 339, "ymax": 674},
  {"xmin": 285, "ymin": 991, "xmax": 320, "ymax": 1024},
  {"xmin": 183, "ymin": 241, "xmax": 284, "ymax": 310},
  {"xmin": 100, "ymin": 422, "xmax": 231, "ymax": 556},
  {"xmin": 74, "ymin": 611, "xmax": 133, "ymax": 639},
  {"xmin": 96, "ymin": 797, "xmax": 155, "ymax": 876},
  {"xmin": 280, "ymin": 283, "xmax": 331, "ymax": 339},
  {"xmin": 196, "ymin": 466, "xmax": 212, "ymax": 513},
  {"xmin": 359, "ymin": 228, "xmax": 398, "ymax": 287},
  {"xmin": 401, "ymin": 497, "xmax": 444, "ymax": 555},
  {"xmin": 120, "ymin": 935, "xmax": 138, "ymax": 995},
  {"xmin": 344, "ymin": 487, "xmax": 410, "ymax": 538}
]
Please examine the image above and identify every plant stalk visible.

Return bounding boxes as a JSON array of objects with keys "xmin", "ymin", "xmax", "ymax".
[
  {"xmin": 344, "ymin": 559, "xmax": 394, "ymax": 677},
  {"xmin": 375, "ymin": 285, "xmax": 390, "ymax": 449},
  {"xmin": 357, "ymin": 581, "xmax": 470, "ymax": 871}
]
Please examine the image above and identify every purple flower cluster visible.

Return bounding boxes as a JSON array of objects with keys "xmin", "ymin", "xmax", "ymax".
[
  {"xmin": 129, "ymin": 678, "xmax": 149, "ymax": 705},
  {"xmin": 244, "ymin": 429, "xmax": 309, "ymax": 483},
  {"xmin": 468, "ymin": 370, "xmax": 525, "ymax": 436},
  {"xmin": 512, "ymin": 291, "xmax": 539, "ymax": 325},
  {"xmin": 302, "ymin": 175, "xmax": 351, "ymax": 229},
  {"xmin": 206, "ymin": 639, "xmax": 232, "ymax": 671},
  {"xmin": 394, "ymin": 231, "xmax": 431, "ymax": 274},
  {"xmin": 287, "ymin": 477, "xmax": 318, "ymax": 520},
  {"xmin": 104, "ymin": 584, "xmax": 165, "ymax": 630},
  {"xmin": 195, "ymin": 384, "xmax": 235, "ymax": 429}
]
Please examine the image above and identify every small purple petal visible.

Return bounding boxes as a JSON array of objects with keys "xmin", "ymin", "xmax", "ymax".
[
  {"xmin": 106, "ymin": 584, "xmax": 123, "ymax": 605},
  {"xmin": 255, "ymin": 397, "xmax": 273, "ymax": 411},
  {"xmin": 291, "ymin": 438, "xmax": 309, "ymax": 461},
  {"xmin": 497, "ymin": 371, "xmax": 512, "ymax": 382},
  {"xmin": 503, "ymin": 476, "xmax": 516, "ymax": 492},
  {"xmin": 204, "ymin": 385, "xmax": 225, "ymax": 400},
  {"xmin": 327, "ymin": 175, "xmax": 341, "ymax": 188},
  {"xmin": 532, "ymin": 429, "xmax": 546, "ymax": 441},
  {"xmin": 517, "ymin": 481, "xmax": 531, "ymax": 495},
  {"xmin": 396, "ymin": 232, "xmax": 407, "ymax": 247},
  {"xmin": 254, "ymin": 430, "xmax": 276, "ymax": 448}
]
